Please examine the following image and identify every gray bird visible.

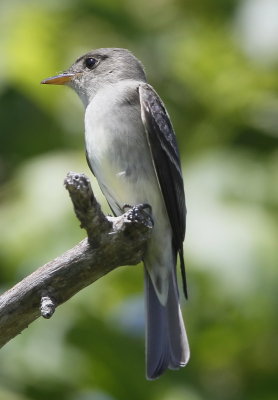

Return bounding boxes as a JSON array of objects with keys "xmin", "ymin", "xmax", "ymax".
[{"xmin": 41, "ymin": 48, "xmax": 190, "ymax": 379}]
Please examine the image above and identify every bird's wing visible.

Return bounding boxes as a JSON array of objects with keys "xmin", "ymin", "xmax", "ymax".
[{"xmin": 139, "ymin": 83, "xmax": 187, "ymax": 297}]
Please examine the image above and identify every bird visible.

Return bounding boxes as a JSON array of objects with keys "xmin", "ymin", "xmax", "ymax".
[{"xmin": 41, "ymin": 48, "xmax": 190, "ymax": 379}]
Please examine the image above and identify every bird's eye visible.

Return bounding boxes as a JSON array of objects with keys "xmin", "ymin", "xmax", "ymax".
[{"xmin": 85, "ymin": 57, "xmax": 98, "ymax": 69}]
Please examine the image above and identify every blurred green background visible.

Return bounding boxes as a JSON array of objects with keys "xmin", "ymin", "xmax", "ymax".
[{"xmin": 0, "ymin": 0, "xmax": 277, "ymax": 399}]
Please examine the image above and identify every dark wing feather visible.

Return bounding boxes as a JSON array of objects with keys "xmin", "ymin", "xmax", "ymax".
[{"xmin": 139, "ymin": 84, "xmax": 188, "ymax": 298}]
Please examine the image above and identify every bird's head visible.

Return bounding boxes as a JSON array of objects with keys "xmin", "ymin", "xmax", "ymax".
[{"xmin": 41, "ymin": 48, "xmax": 146, "ymax": 105}]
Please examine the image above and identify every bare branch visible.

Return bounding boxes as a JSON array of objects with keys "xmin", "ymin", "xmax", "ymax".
[{"xmin": 0, "ymin": 172, "xmax": 153, "ymax": 349}]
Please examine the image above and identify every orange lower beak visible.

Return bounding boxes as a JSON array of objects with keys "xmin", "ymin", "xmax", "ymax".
[{"xmin": 41, "ymin": 73, "xmax": 76, "ymax": 85}]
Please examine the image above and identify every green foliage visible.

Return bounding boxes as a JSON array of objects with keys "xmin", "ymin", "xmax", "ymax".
[{"xmin": 0, "ymin": 1, "xmax": 277, "ymax": 399}]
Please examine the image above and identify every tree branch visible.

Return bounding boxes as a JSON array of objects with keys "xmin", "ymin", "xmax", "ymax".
[{"xmin": 0, "ymin": 172, "xmax": 153, "ymax": 349}]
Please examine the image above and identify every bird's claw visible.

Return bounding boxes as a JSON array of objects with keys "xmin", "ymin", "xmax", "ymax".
[{"xmin": 125, "ymin": 203, "xmax": 153, "ymax": 226}]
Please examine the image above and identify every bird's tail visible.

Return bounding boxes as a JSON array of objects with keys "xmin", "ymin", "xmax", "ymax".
[{"xmin": 144, "ymin": 267, "xmax": 190, "ymax": 380}]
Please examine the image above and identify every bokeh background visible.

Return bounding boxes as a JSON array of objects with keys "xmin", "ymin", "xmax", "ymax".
[{"xmin": 0, "ymin": 0, "xmax": 277, "ymax": 399}]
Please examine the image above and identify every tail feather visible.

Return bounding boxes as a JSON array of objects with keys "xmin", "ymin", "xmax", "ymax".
[{"xmin": 145, "ymin": 267, "xmax": 190, "ymax": 380}]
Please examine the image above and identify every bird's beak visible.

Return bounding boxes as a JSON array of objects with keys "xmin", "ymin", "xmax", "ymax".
[{"xmin": 40, "ymin": 72, "xmax": 77, "ymax": 85}]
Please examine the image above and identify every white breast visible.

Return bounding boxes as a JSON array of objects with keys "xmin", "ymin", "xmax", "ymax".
[{"xmin": 84, "ymin": 81, "xmax": 158, "ymax": 214}]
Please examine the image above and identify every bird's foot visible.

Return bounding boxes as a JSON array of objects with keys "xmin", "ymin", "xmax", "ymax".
[{"xmin": 124, "ymin": 203, "xmax": 153, "ymax": 226}]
